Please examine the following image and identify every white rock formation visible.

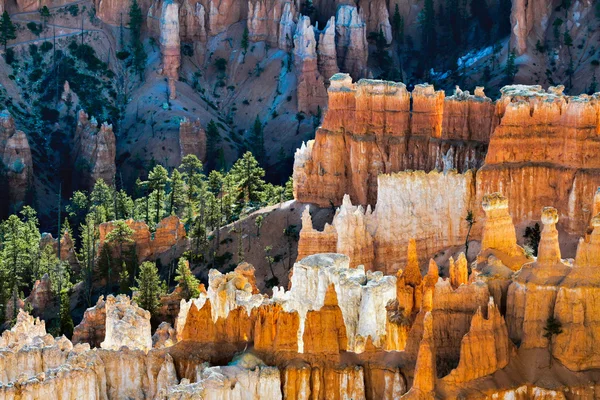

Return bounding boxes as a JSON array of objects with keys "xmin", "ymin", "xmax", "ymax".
[{"xmin": 100, "ymin": 295, "xmax": 152, "ymax": 352}]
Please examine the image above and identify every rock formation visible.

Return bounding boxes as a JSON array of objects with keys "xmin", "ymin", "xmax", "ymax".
[
  {"xmin": 403, "ymin": 312, "xmax": 436, "ymax": 399},
  {"xmin": 72, "ymin": 110, "xmax": 116, "ymax": 190},
  {"xmin": 248, "ymin": 0, "xmax": 297, "ymax": 49},
  {"xmin": 100, "ymin": 295, "xmax": 152, "ymax": 352},
  {"xmin": 335, "ymin": 6, "xmax": 368, "ymax": 80},
  {"xmin": 510, "ymin": 0, "xmax": 554, "ymax": 55},
  {"xmin": 0, "ymin": 110, "xmax": 33, "ymax": 206},
  {"xmin": 160, "ymin": 0, "xmax": 181, "ymax": 100},
  {"xmin": 449, "ymin": 253, "xmax": 468, "ymax": 289},
  {"xmin": 72, "ymin": 296, "xmax": 106, "ymax": 348},
  {"xmin": 294, "ymin": 16, "xmax": 328, "ymax": 115},
  {"xmin": 476, "ymin": 85, "xmax": 600, "ymax": 235},
  {"xmin": 297, "ymin": 170, "xmax": 476, "ymax": 273},
  {"xmin": 99, "ymin": 215, "xmax": 187, "ymax": 262},
  {"xmin": 445, "ymin": 298, "xmax": 511, "ymax": 383},
  {"xmin": 505, "ymin": 207, "xmax": 571, "ymax": 348},
  {"xmin": 25, "ymin": 274, "xmax": 53, "ymax": 317},
  {"xmin": 293, "ymin": 76, "xmax": 491, "ymax": 208},
  {"xmin": 317, "ymin": 17, "xmax": 338, "ymax": 82}
]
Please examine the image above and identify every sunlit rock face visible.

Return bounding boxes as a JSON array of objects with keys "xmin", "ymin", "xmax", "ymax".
[
  {"xmin": 72, "ymin": 110, "xmax": 116, "ymax": 190},
  {"xmin": 293, "ymin": 76, "xmax": 491, "ymax": 208},
  {"xmin": 100, "ymin": 294, "xmax": 152, "ymax": 352},
  {"xmin": 476, "ymin": 85, "xmax": 600, "ymax": 235},
  {"xmin": 297, "ymin": 170, "xmax": 476, "ymax": 273},
  {"xmin": 72, "ymin": 296, "xmax": 106, "ymax": 348},
  {"xmin": 178, "ymin": 118, "xmax": 206, "ymax": 164},
  {"xmin": 160, "ymin": 0, "xmax": 181, "ymax": 100}
]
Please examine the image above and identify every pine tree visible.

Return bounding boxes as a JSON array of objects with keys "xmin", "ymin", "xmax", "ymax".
[
  {"xmin": 0, "ymin": 12, "xmax": 17, "ymax": 51},
  {"xmin": 168, "ymin": 169, "xmax": 186, "ymax": 216},
  {"xmin": 230, "ymin": 152, "xmax": 266, "ymax": 210},
  {"xmin": 179, "ymin": 154, "xmax": 205, "ymax": 224},
  {"xmin": 249, "ymin": 116, "xmax": 266, "ymax": 167},
  {"xmin": 106, "ymin": 220, "xmax": 134, "ymax": 270},
  {"xmin": 1, "ymin": 215, "xmax": 29, "ymax": 320},
  {"xmin": 174, "ymin": 258, "xmax": 200, "ymax": 300},
  {"xmin": 129, "ymin": 0, "xmax": 147, "ymax": 80},
  {"xmin": 148, "ymin": 165, "xmax": 169, "ymax": 225},
  {"xmin": 418, "ymin": 0, "xmax": 436, "ymax": 64},
  {"xmin": 392, "ymin": 5, "xmax": 404, "ymax": 44},
  {"xmin": 205, "ymin": 120, "xmax": 221, "ymax": 171},
  {"xmin": 543, "ymin": 316, "xmax": 563, "ymax": 367},
  {"xmin": 78, "ymin": 214, "xmax": 98, "ymax": 307},
  {"xmin": 39, "ymin": 6, "xmax": 51, "ymax": 29},
  {"xmin": 241, "ymin": 27, "xmax": 249, "ymax": 62},
  {"xmin": 90, "ymin": 179, "xmax": 115, "ymax": 222},
  {"xmin": 59, "ymin": 289, "xmax": 74, "ymax": 338},
  {"xmin": 504, "ymin": 49, "xmax": 517, "ymax": 83},
  {"xmin": 133, "ymin": 261, "xmax": 163, "ymax": 315}
]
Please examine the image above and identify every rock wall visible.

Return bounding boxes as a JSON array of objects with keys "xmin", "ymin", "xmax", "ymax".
[
  {"xmin": 297, "ymin": 170, "xmax": 476, "ymax": 273},
  {"xmin": 476, "ymin": 86, "xmax": 600, "ymax": 234},
  {"xmin": 100, "ymin": 295, "xmax": 152, "ymax": 352},
  {"xmin": 293, "ymin": 75, "xmax": 492, "ymax": 207},
  {"xmin": 72, "ymin": 110, "xmax": 116, "ymax": 190},
  {"xmin": 160, "ymin": 0, "xmax": 181, "ymax": 100}
]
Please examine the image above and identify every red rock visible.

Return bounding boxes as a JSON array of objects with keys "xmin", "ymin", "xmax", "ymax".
[
  {"xmin": 0, "ymin": 111, "xmax": 33, "ymax": 205},
  {"xmin": 179, "ymin": 118, "xmax": 207, "ymax": 164},
  {"xmin": 72, "ymin": 296, "xmax": 106, "ymax": 348}
]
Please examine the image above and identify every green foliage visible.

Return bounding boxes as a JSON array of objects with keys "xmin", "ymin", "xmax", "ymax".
[
  {"xmin": 249, "ymin": 116, "xmax": 266, "ymax": 167},
  {"xmin": 230, "ymin": 152, "xmax": 266, "ymax": 209},
  {"xmin": 27, "ymin": 22, "xmax": 43, "ymax": 36},
  {"xmin": 214, "ymin": 57, "xmax": 228, "ymax": 73},
  {"xmin": 0, "ymin": 11, "xmax": 17, "ymax": 51},
  {"xmin": 392, "ymin": 5, "xmax": 404, "ymax": 43},
  {"xmin": 129, "ymin": 0, "xmax": 147, "ymax": 80},
  {"xmin": 543, "ymin": 316, "xmax": 563, "ymax": 339},
  {"xmin": 418, "ymin": 0, "xmax": 436, "ymax": 65},
  {"xmin": 174, "ymin": 258, "xmax": 200, "ymax": 300},
  {"xmin": 205, "ymin": 120, "xmax": 222, "ymax": 171},
  {"xmin": 132, "ymin": 261, "xmax": 164, "ymax": 315},
  {"xmin": 504, "ymin": 49, "xmax": 517, "ymax": 82},
  {"xmin": 524, "ymin": 223, "xmax": 541, "ymax": 257},
  {"xmin": 59, "ymin": 289, "xmax": 74, "ymax": 337}
]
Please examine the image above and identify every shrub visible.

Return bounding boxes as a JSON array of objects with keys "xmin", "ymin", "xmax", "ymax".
[
  {"xmin": 40, "ymin": 41, "xmax": 53, "ymax": 53},
  {"xmin": 27, "ymin": 22, "xmax": 43, "ymax": 36}
]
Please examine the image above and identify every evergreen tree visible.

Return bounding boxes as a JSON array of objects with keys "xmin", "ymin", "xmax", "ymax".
[
  {"xmin": 392, "ymin": 5, "xmax": 404, "ymax": 44},
  {"xmin": 418, "ymin": 0, "xmax": 436, "ymax": 65},
  {"xmin": 78, "ymin": 214, "xmax": 98, "ymax": 307},
  {"xmin": 205, "ymin": 120, "xmax": 221, "ymax": 171},
  {"xmin": 129, "ymin": 0, "xmax": 147, "ymax": 80},
  {"xmin": 230, "ymin": 152, "xmax": 266, "ymax": 210},
  {"xmin": 133, "ymin": 261, "xmax": 163, "ymax": 315},
  {"xmin": 0, "ymin": 12, "xmax": 17, "ymax": 51},
  {"xmin": 543, "ymin": 316, "xmax": 563, "ymax": 367},
  {"xmin": 179, "ymin": 154, "xmax": 205, "ymax": 224},
  {"xmin": 174, "ymin": 258, "xmax": 200, "ymax": 300},
  {"xmin": 39, "ymin": 6, "xmax": 51, "ymax": 29},
  {"xmin": 1, "ymin": 215, "xmax": 29, "ymax": 320},
  {"xmin": 241, "ymin": 27, "xmax": 249, "ymax": 62},
  {"xmin": 250, "ymin": 116, "xmax": 266, "ymax": 166},
  {"xmin": 168, "ymin": 169, "xmax": 186, "ymax": 216},
  {"xmin": 59, "ymin": 289, "xmax": 74, "ymax": 337},
  {"xmin": 105, "ymin": 220, "xmax": 134, "ymax": 271},
  {"xmin": 90, "ymin": 179, "xmax": 115, "ymax": 222},
  {"xmin": 148, "ymin": 165, "xmax": 169, "ymax": 225},
  {"xmin": 504, "ymin": 49, "xmax": 517, "ymax": 82}
]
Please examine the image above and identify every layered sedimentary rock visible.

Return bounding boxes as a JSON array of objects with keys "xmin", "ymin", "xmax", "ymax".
[
  {"xmin": 293, "ymin": 76, "xmax": 492, "ymax": 208},
  {"xmin": 358, "ymin": 0, "xmax": 392, "ymax": 43},
  {"xmin": 72, "ymin": 110, "xmax": 116, "ymax": 190},
  {"xmin": 510, "ymin": 0, "xmax": 554, "ymax": 54},
  {"xmin": 0, "ymin": 110, "xmax": 33, "ymax": 206},
  {"xmin": 335, "ymin": 6, "xmax": 368, "ymax": 80},
  {"xmin": 476, "ymin": 85, "xmax": 600, "ymax": 234},
  {"xmin": 317, "ymin": 17, "xmax": 338, "ymax": 83},
  {"xmin": 100, "ymin": 294, "xmax": 152, "ymax": 352},
  {"xmin": 72, "ymin": 295, "xmax": 106, "ymax": 347},
  {"xmin": 506, "ymin": 207, "xmax": 571, "ymax": 348},
  {"xmin": 445, "ymin": 298, "xmax": 511, "ymax": 383},
  {"xmin": 248, "ymin": 0, "xmax": 297, "ymax": 48},
  {"xmin": 179, "ymin": 0, "xmax": 207, "ymax": 43},
  {"xmin": 294, "ymin": 16, "xmax": 328, "ymax": 115},
  {"xmin": 160, "ymin": 0, "xmax": 181, "ymax": 100},
  {"xmin": 99, "ymin": 215, "xmax": 187, "ymax": 262},
  {"xmin": 553, "ymin": 214, "xmax": 600, "ymax": 370},
  {"xmin": 297, "ymin": 170, "xmax": 476, "ymax": 273}
]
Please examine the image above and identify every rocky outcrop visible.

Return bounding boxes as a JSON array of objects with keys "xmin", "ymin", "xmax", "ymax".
[
  {"xmin": 445, "ymin": 298, "xmax": 511, "ymax": 383},
  {"xmin": 25, "ymin": 274, "xmax": 53, "ymax": 317},
  {"xmin": 293, "ymin": 77, "xmax": 491, "ymax": 208},
  {"xmin": 317, "ymin": 17, "xmax": 338, "ymax": 83},
  {"xmin": 403, "ymin": 312, "xmax": 436, "ymax": 399},
  {"xmin": 294, "ymin": 16, "xmax": 328, "ymax": 115},
  {"xmin": 297, "ymin": 170, "xmax": 477, "ymax": 273},
  {"xmin": 179, "ymin": 0, "xmax": 207, "ymax": 43},
  {"xmin": 506, "ymin": 207, "xmax": 571, "ymax": 348},
  {"xmin": 335, "ymin": 6, "xmax": 368, "ymax": 80},
  {"xmin": 72, "ymin": 110, "xmax": 116, "ymax": 190},
  {"xmin": 160, "ymin": 0, "xmax": 181, "ymax": 100},
  {"xmin": 100, "ymin": 295, "xmax": 152, "ymax": 352},
  {"xmin": 449, "ymin": 253, "xmax": 468, "ymax": 289},
  {"xmin": 476, "ymin": 86, "xmax": 600, "ymax": 235},
  {"xmin": 358, "ymin": 0, "xmax": 392, "ymax": 43},
  {"xmin": 99, "ymin": 215, "xmax": 187, "ymax": 262},
  {"xmin": 72, "ymin": 296, "xmax": 106, "ymax": 347},
  {"xmin": 0, "ymin": 309, "xmax": 48, "ymax": 349},
  {"xmin": 0, "ymin": 110, "xmax": 33, "ymax": 206},
  {"xmin": 248, "ymin": 0, "xmax": 297, "ymax": 48},
  {"xmin": 510, "ymin": 0, "xmax": 554, "ymax": 55}
]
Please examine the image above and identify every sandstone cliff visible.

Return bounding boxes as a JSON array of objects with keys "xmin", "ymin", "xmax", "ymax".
[
  {"xmin": 293, "ymin": 76, "xmax": 491, "ymax": 207},
  {"xmin": 160, "ymin": 0, "xmax": 181, "ymax": 100}
]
